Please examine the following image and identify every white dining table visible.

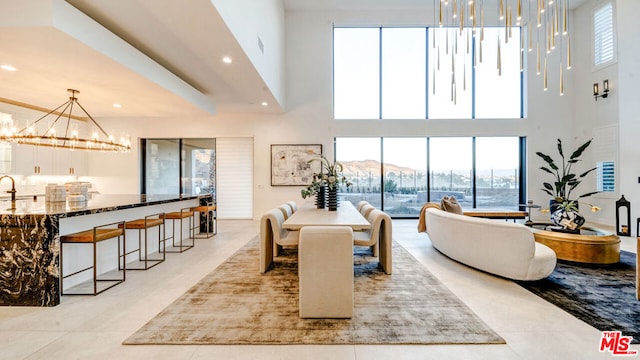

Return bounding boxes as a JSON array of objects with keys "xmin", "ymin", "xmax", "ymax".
[
  {"xmin": 282, "ymin": 200, "xmax": 391, "ymax": 275},
  {"xmin": 282, "ymin": 200, "xmax": 371, "ymax": 231}
]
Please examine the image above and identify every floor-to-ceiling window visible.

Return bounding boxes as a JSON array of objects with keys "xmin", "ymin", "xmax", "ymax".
[
  {"xmin": 428, "ymin": 137, "xmax": 473, "ymax": 208},
  {"xmin": 382, "ymin": 137, "xmax": 427, "ymax": 217},
  {"xmin": 475, "ymin": 137, "xmax": 521, "ymax": 208},
  {"xmin": 335, "ymin": 137, "xmax": 382, "ymax": 209},
  {"xmin": 334, "ymin": 26, "xmax": 523, "ymax": 120},
  {"xmin": 336, "ymin": 136, "xmax": 524, "ymax": 218}
]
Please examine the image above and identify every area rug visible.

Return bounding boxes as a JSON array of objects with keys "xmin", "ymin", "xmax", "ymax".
[
  {"xmin": 124, "ymin": 237, "xmax": 505, "ymax": 345},
  {"xmin": 517, "ymin": 251, "xmax": 639, "ymax": 344}
]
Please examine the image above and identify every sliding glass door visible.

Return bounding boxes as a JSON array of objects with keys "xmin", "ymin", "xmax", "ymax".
[
  {"xmin": 144, "ymin": 139, "xmax": 180, "ymax": 195},
  {"xmin": 142, "ymin": 138, "xmax": 215, "ymax": 197},
  {"xmin": 181, "ymin": 139, "xmax": 216, "ymax": 196}
]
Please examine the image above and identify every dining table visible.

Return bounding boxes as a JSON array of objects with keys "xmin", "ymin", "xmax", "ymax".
[
  {"xmin": 282, "ymin": 200, "xmax": 392, "ymax": 275},
  {"xmin": 282, "ymin": 200, "xmax": 371, "ymax": 231}
]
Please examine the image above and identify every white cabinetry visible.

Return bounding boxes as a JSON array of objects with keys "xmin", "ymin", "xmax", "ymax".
[
  {"xmin": 54, "ymin": 149, "xmax": 87, "ymax": 176},
  {"xmin": 13, "ymin": 145, "xmax": 53, "ymax": 175},
  {"xmin": 12, "ymin": 145, "xmax": 87, "ymax": 176}
]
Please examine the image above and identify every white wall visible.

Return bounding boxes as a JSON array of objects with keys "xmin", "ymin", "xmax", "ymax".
[
  {"xmin": 87, "ymin": 7, "xmax": 591, "ymax": 221},
  {"xmin": 569, "ymin": 0, "xmax": 640, "ymax": 230},
  {"xmin": 211, "ymin": 0, "xmax": 286, "ymax": 107}
]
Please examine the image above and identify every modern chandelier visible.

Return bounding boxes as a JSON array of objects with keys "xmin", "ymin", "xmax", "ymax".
[
  {"xmin": 0, "ymin": 89, "xmax": 131, "ymax": 152},
  {"xmin": 433, "ymin": 0, "xmax": 571, "ymax": 100}
]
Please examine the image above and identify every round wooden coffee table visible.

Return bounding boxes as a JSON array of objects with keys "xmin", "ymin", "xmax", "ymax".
[{"xmin": 530, "ymin": 224, "xmax": 620, "ymax": 264}]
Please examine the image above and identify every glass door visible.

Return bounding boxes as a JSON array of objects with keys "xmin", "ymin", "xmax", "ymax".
[{"xmin": 181, "ymin": 139, "xmax": 216, "ymax": 197}]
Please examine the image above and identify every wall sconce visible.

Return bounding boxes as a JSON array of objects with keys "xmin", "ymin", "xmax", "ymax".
[{"xmin": 593, "ymin": 80, "xmax": 610, "ymax": 101}]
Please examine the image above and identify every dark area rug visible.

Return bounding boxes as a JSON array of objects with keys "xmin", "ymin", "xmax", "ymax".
[
  {"xmin": 124, "ymin": 237, "xmax": 505, "ymax": 345},
  {"xmin": 517, "ymin": 250, "xmax": 639, "ymax": 343}
]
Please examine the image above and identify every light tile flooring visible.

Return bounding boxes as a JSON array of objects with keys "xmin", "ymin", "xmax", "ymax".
[{"xmin": 1, "ymin": 219, "xmax": 637, "ymax": 360}]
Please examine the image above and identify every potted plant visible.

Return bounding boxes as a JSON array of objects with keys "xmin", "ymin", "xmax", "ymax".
[
  {"xmin": 301, "ymin": 156, "xmax": 352, "ymax": 210},
  {"xmin": 536, "ymin": 138, "xmax": 600, "ymax": 230},
  {"xmin": 301, "ymin": 172, "xmax": 326, "ymax": 208}
]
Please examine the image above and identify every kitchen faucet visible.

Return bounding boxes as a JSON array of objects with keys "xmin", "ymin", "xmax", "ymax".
[{"xmin": 0, "ymin": 175, "xmax": 17, "ymax": 210}]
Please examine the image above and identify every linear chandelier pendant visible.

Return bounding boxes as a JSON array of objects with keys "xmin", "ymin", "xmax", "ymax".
[
  {"xmin": 434, "ymin": 0, "xmax": 571, "ymax": 98},
  {"xmin": 1, "ymin": 89, "xmax": 131, "ymax": 152}
]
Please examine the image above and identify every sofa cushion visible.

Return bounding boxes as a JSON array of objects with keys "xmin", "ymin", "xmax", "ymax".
[{"xmin": 440, "ymin": 196, "xmax": 463, "ymax": 215}]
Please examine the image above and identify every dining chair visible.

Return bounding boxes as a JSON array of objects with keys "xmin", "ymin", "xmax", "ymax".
[
  {"xmin": 353, "ymin": 209, "xmax": 393, "ymax": 274},
  {"xmin": 286, "ymin": 200, "xmax": 298, "ymax": 213},
  {"xmin": 360, "ymin": 204, "xmax": 375, "ymax": 218},
  {"xmin": 356, "ymin": 200, "xmax": 369, "ymax": 212},
  {"xmin": 259, "ymin": 208, "xmax": 300, "ymax": 273},
  {"xmin": 278, "ymin": 204, "xmax": 293, "ymax": 220},
  {"xmin": 353, "ymin": 209, "xmax": 383, "ymax": 257}
]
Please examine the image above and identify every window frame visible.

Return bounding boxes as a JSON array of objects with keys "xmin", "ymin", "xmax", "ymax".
[{"xmin": 332, "ymin": 26, "xmax": 525, "ymax": 120}]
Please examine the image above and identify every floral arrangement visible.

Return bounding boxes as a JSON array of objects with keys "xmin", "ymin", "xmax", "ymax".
[{"xmin": 300, "ymin": 156, "xmax": 352, "ymax": 199}]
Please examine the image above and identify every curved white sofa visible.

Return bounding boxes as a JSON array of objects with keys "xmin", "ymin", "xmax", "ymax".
[{"xmin": 424, "ymin": 208, "xmax": 557, "ymax": 281}]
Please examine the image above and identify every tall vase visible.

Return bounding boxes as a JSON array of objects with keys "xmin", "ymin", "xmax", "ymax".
[
  {"xmin": 315, "ymin": 185, "xmax": 326, "ymax": 209},
  {"xmin": 327, "ymin": 187, "xmax": 338, "ymax": 211}
]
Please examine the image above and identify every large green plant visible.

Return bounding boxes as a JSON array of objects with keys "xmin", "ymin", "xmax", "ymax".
[{"xmin": 536, "ymin": 138, "xmax": 599, "ymax": 201}]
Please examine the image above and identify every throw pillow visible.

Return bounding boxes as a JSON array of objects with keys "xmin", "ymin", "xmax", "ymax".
[{"xmin": 440, "ymin": 196, "xmax": 463, "ymax": 215}]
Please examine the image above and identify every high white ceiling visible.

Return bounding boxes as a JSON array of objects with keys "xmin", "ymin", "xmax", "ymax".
[{"xmin": 0, "ymin": 0, "xmax": 588, "ymax": 120}]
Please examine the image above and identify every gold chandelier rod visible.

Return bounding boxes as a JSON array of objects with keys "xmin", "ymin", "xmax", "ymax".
[{"xmin": 0, "ymin": 96, "xmax": 88, "ymax": 121}]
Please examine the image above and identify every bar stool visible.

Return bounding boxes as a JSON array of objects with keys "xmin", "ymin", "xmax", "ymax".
[
  {"xmin": 119, "ymin": 213, "xmax": 165, "ymax": 270},
  {"xmin": 60, "ymin": 221, "xmax": 126, "ymax": 295},
  {"xmin": 191, "ymin": 203, "xmax": 217, "ymax": 238},
  {"xmin": 162, "ymin": 207, "xmax": 195, "ymax": 252}
]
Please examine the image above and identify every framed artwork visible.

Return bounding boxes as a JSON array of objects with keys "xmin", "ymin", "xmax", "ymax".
[{"xmin": 271, "ymin": 144, "xmax": 322, "ymax": 186}]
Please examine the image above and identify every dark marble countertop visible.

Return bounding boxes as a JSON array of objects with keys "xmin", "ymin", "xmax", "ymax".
[{"xmin": 0, "ymin": 193, "xmax": 209, "ymax": 217}]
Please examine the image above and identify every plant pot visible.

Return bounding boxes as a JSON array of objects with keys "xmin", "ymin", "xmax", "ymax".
[
  {"xmin": 327, "ymin": 187, "xmax": 338, "ymax": 211},
  {"xmin": 315, "ymin": 186, "xmax": 326, "ymax": 209},
  {"xmin": 550, "ymin": 208, "xmax": 585, "ymax": 233}
]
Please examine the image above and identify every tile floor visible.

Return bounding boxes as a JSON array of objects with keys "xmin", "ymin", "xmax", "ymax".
[{"xmin": 0, "ymin": 219, "xmax": 637, "ymax": 360}]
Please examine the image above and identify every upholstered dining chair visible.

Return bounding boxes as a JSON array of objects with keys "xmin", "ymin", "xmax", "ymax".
[
  {"xmin": 353, "ymin": 209, "xmax": 383, "ymax": 257},
  {"xmin": 353, "ymin": 209, "xmax": 393, "ymax": 274},
  {"xmin": 286, "ymin": 200, "xmax": 298, "ymax": 213},
  {"xmin": 259, "ymin": 208, "xmax": 300, "ymax": 273},
  {"xmin": 359, "ymin": 204, "xmax": 375, "ymax": 218},
  {"xmin": 278, "ymin": 204, "xmax": 293, "ymax": 220},
  {"xmin": 356, "ymin": 200, "xmax": 370, "ymax": 212}
]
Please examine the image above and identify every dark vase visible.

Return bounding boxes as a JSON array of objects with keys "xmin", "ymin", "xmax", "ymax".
[
  {"xmin": 315, "ymin": 186, "xmax": 326, "ymax": 209},
  {"xmin": 327, "ymin": 187, "xmax": 338, "ymax": 211},
  {"xmin": 550, "ymin": 208, "xmax": 585, "ymax": 233},
  {"xmin": 549, "ymin": 199, "xmax": 579, "ymax": 214},
  {"xmin": 549, "ymin": 199, "xmax": 584, "ymax": 233}
]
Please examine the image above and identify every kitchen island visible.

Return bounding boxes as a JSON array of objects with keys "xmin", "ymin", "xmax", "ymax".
[{"xmin": 0, "ymin": 193, "xmax": 212, "ymax": 306}]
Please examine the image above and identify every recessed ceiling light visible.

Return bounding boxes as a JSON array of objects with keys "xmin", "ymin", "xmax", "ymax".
[
  {"xmin": 261, "ymin": 101, "xmax": 268, "ymax": 107},
  {"xmin": 112, "ymin": 103, "xmax": 122, "ymax": 108},
  {"xmin": 222, "ymin": 56, "xmax": 233, "ymax": 64},
  {"xmin": 1, "ymin": 64, "xmax": 17, "ymax": 72}
]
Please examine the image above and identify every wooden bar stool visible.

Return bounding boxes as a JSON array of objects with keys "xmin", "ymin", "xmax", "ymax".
[
  {"xmin": 60, "ymin": 221, "xmax": 126, "ymax": 296},
  {"xmin": 191, "ymin": 203, "xmax": 217, "ymax": 238},
  {"xmin": 162, "ymin": 208, "xmax": 195, "ymax": 252},
  {"xmin": 119, "ymin": 213, "xmax": 165, "ymax": 270}
]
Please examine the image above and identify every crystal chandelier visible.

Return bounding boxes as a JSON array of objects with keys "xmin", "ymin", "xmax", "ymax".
[
  {"xmin": 433, "ymin": 0, "xmax": 571, "ymax": 98},
  {"xmin": 0, "ymin": 89, "xmax": 131, "ymax": 152}
]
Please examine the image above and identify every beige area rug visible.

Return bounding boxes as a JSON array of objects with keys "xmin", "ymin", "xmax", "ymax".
[{"xmin": 123, "ymin": 237, "xmax": 505, "ymax": 345}]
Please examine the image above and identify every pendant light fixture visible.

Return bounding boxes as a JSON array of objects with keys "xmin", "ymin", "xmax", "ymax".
[
  {"xmin": 0, "ymin": 89, "xmax": 131, "ymax": 152},
  {"xmin": 434, "ymin": 0, "xmax": 572, "ymax": 98}
]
